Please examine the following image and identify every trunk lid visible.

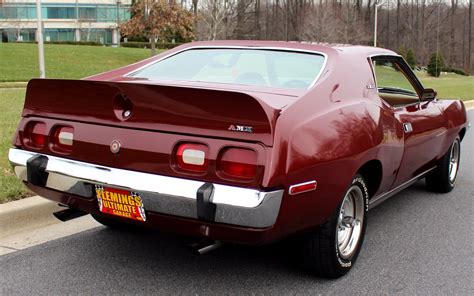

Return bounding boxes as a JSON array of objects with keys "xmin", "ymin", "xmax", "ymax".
[{"xmin": 23, "ymin": 79, "xmax": 294, "ymax": 146}]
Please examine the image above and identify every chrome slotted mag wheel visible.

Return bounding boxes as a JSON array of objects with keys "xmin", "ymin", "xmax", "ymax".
[
  {"xmin": 448, "ymin": 140, "xmax": 460, "ymax": 183},
  {"xmin": 337, "ymin": 185, "xmax": 365, "ymax": 259}
]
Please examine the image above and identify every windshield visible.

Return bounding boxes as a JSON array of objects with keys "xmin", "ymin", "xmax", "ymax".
[{"xmin": 130, "ymin": 48, "xmax": 326, "ymax": 90}]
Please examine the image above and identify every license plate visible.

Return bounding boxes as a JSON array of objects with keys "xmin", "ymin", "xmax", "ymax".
[{"xmin": 95, "ymin": 185, "xmax": 146, "ymax": 222}]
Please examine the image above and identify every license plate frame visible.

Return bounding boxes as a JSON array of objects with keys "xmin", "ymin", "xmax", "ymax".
[{"xmin": 95, "ymin": 185, "xmax": 146, "ymax": 222}]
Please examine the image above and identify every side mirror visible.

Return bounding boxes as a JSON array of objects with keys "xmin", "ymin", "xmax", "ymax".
[{"xmin": 421, "ymin": 88, "xmax": 437, "ymax": 101}]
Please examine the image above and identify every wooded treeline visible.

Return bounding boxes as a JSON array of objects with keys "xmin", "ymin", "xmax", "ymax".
[{"xmin": 182, "ymin": 0, "xmax": 472, "ymax": 73}]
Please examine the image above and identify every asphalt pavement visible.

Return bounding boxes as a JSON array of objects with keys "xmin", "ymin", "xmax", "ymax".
[{"xmin": 1, "ymin": 111, "xmax": 473, "ymax": 295}]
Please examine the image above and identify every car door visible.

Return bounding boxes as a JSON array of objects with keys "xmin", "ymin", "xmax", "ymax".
[{"xmin": 371, "ymin": 55, "xmax": 446, "ymax": 188}]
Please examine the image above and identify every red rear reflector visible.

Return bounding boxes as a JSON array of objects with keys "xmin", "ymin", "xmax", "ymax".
[
  {"xmin": 176, "ymin": 143, "xmax": 209, "ymax": 173},
  {"xmin": 24, "ymin": 122, "xmax": 46, "ymax": 148},
  {"xmin": 289, "ymin": 181, "xmax": 317, "ymax": 195},
  {"xmin": 52, "ymin": 126, "xmax": 74, "ymax": 151},
  {"xmin": 218, "ymin": 148, "xmax": 257, "ymax": 179}
]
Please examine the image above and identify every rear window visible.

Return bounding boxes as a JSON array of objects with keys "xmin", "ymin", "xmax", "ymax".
[{"xmin": 130, "ymin": 48, "xmax": 326, "ymax": 90}]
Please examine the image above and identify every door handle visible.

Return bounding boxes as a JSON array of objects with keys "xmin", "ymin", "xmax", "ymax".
[{"xmin": 403, "ymin": 122, "xmax": 413, "ymax": 133}]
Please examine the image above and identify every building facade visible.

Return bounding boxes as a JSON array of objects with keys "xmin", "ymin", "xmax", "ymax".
[{"xmin": 0, "ymin": 0, "xmax": 132, "ymax": 44}]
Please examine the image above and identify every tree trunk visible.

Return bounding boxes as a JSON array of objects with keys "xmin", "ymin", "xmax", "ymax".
[
  {"xmin": 450, "ymin": 0, "xmax": 458, "ymax": 65},
  {"xmin": 386, "ymin": 1, "xmax": 391, "ymax": 48},
  {"xmin": 396, "ymin": 0, "xmax": 400, "ymax": 49},
  {"xmin": 420, "ymin": 0, "xmax": 425, "ymax": 65},
  {"xmin": 255, "ymin": 0, "xmax": 261, "ymax": 39},
  {"xmin": 150, "ymin": 35, "xmax": 156, "ymax": 56},
  {"xmin": 469, "ymin": 0, "xmax": 472, "ymax": 73},
  {"xmin": 366, "ymin": 0, "xmax": 372, "ymax": 23}
]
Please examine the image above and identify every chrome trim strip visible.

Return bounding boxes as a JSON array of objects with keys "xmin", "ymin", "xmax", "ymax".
[
  {"xmin": 9, "ymin": 148, "xmax": 284, "ymax": 228},
  {"xmin": 368, "ymin": 167, "xmax": 436, "ymax": 209},
  {"xmin": 123, "ymin": 45, "xmax": 328, "ymax": 90}
]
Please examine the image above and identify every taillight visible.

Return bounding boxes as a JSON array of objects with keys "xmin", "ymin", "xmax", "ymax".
[
  {"xmin": 51, "ymin": 126, "xmax": 74, "ymax": 152},
  {"xmin": 24, "ymin": 121, "xmax": 46, "ymax": 148},
  {"xmin": 175, "ymin": 143, "xmax": 209, "ymax": 173},
  {"xmin": 218, "ymin": 148, "xmax": 257, "ymax": 179}
]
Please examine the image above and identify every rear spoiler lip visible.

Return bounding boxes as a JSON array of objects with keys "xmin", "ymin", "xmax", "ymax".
[{"xmin": 23, "ymin": 79, "xmax": 280, "ymax": 146}]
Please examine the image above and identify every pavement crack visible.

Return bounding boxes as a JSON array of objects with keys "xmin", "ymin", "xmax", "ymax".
[{"xmin": 0, "ymin": 245, "xmax": 20, "ymax": 251}]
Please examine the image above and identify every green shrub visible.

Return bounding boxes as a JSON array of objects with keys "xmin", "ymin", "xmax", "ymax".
[
  {"xmin": 16, "ymin": 40, "xmax": 102, "ymax": 46},
  {"xmin": 121, "ymin": 42, "xmax": 184, "ymax": 49},
  {"xmin": 398, "ymin": 46, "xmax": 406, "ymax": 59},
  {"xmin": 406, "ymin": 48, "xmax": 416, "ymax": 69},
  {"xmin": 442, "ymin": 66, "xmax": 468, "ymax": 76},
  {"xmin": 427, "ymin": 53, "xmax": 445, "ymax": 77}
]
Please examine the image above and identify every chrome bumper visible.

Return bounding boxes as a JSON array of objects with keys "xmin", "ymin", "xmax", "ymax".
[{"xmin": 9, "ymin": 148, "xmax": 283, "ymax": 228}]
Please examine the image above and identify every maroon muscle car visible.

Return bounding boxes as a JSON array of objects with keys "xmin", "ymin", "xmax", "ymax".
[{"xmin": 9, "ymin": 41, "xmax": 468, "ymax": 278}]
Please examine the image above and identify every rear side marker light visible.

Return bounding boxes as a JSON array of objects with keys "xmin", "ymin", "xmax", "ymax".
[
  {"xmin": 176, "ymin": 143, "xmax": 209, "ymax": 173},
  {"xmin": 24, "ymin": 121, "xmax": 46, "ymax": 148},
  {"xmin": 289, "ymin": 180, "xmax": 317, "ymax": 195}
]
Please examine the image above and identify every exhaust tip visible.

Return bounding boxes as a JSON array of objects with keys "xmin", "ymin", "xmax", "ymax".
[
  {"xmin": 189, "ymin": 240, "xmax": 222, "ymax": 255},
  {"xmin": 53, "ymin": 208, "xmax": 87, "ymax": 222}
]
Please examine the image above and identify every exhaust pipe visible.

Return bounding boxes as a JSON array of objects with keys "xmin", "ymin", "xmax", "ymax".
[
  {"xmin": 189, "ymin": 240, "xmax": 222, "ymax": 255},
  {"xmin": 53, "ymin": 207, "xmax": 88, "ymax": 222}
]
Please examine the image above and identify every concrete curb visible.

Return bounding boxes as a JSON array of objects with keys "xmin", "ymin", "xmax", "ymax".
[
  {"xmin": 0, "ymin": 82, "xmax": 28, "ymax": 89},
  {"xmin": 0, "ymin": 196, "xmax": 61, "ymax": 238},
  {"xmin": 464, "ymin": 100, "xmax": 474, "ymax": 110}
]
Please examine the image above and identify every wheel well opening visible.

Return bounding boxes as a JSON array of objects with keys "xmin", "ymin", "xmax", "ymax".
[
  {"xmin": 358, "ymin": 160, "xmax": 382, "ymax": 199},
  {"xmin": 459, "ymin": 128, "xmax": 466, "ymax": 141}
]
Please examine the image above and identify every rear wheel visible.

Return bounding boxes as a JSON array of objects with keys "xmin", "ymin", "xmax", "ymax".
[
  {"xmin": 426, "ymin": 136, "xmax": 461, "ymax": 193},
  {"xmin": 300, "ymin": 175, "xmax": 368, "ymax": 278}
]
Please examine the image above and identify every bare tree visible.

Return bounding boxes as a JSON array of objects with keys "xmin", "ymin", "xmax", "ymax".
[{"xmin": 190, "ymin": 0, "xmax": 471, "ymax": 73}]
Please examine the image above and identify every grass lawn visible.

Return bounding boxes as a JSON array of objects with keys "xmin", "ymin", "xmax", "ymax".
[
  {"xmin": 0, "ymin": 43, "xmax": 155, "ymax": 81},
  {"xmin": 374, "ymin": 65, "xmax": 474, "ymax": 101},
  {"xmin": 0, "ymin": 43, "xmax": 159, "ymax": 202},
  {"xmin": 417, "ymin": 72, "xmax": 474, "ymax": 101},
  {"xmin": 0, "ymin": 88, "xmax": 30, "ymax": 203}
]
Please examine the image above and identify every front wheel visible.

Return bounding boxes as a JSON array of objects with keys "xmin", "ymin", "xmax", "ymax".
[
  {"xmin": 300, "ymin": 175, "xmax": 368, "ymax": 278},
  {"xmin": 426, "ymin": 136, "xmax": 461, "ymax": 193}
]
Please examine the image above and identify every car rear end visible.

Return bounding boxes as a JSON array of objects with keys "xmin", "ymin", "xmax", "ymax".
[
  {"xmin": 9, "ymin": 46, "xmax": 327, "ymax": 244},
  {"xmin": 9, "ymin": 79, "xmax": 287, "ymax": 244}
]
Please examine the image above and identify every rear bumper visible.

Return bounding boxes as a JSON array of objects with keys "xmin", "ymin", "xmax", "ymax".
[{"xmin": 9, "ymin": 148, "xmax": 283, "ymax": 229}]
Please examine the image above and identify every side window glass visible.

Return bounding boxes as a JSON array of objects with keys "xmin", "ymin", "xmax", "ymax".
[{"xmin": 372, "ymin": 57, "xmax": 420, "ymax": 107}]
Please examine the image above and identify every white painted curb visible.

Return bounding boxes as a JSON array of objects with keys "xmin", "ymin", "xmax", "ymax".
[
  {"xmin": 464, "ymin": 100, "xmax": 474, "ymax": 110},
  {"xmin": 0, "ymin": 196, "xmax": 61, "ymax": 238}
]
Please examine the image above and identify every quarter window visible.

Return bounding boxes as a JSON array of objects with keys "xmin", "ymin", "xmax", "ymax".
[{"xmin": 371, "ymin": 57, "xmax": 420, "ymax": 107}]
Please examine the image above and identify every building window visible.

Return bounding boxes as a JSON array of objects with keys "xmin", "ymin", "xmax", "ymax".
[
  {"xmin": 0, "ymin": 6, "xmax": 36, "ymax": 19},
  {"xmin": 80, "ymin": 29, "xmax": 112, "ymax": 44},
  {"xmin": 45, "ymin": 29, "xmax": 75, "ymax": 42},
  {"xmin": 79, "ymin": 8, "xmax": 97, "ymax": 21},
  {"xmin": 1, "ymin": 29, "xmax": 35, "ymax": 42},
  {"xmin": 46, "ymin": 7, "xmax": 76, "ymax": 19}
]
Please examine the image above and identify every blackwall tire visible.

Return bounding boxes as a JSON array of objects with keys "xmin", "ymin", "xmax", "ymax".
[
  {"xmin": 426, "ymin": 136, "xmax": 461, "ymax": 193},
  {"xmin": 300, "ymin": 175, "xmax": 369, "ymax": 278}
]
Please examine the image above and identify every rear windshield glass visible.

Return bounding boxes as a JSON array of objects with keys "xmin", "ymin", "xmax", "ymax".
[{"xmin": 130, "ymin": 48, "xmax": 325, "ymax": 90}]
